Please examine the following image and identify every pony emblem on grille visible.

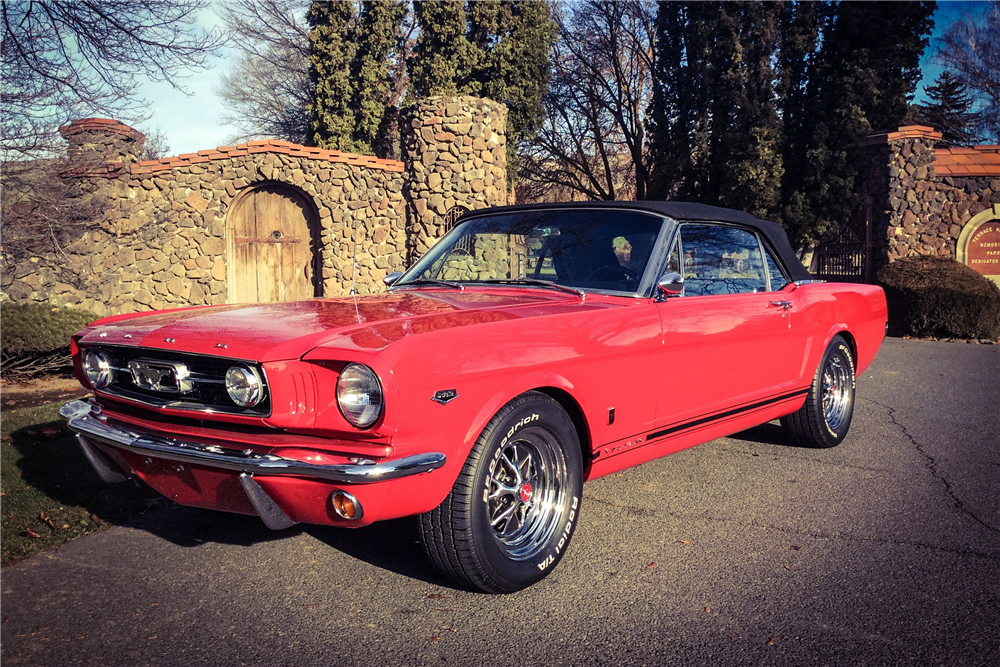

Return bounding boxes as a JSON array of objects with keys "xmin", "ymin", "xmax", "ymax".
[{"xmin": 128, "ymin": 359, "xmax": 194, "ymax": 394}]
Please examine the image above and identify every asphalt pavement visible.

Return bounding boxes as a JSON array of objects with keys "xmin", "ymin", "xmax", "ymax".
[{"xmin": 2, "ymin": 337, "xmax": 998, "ymax": 666}]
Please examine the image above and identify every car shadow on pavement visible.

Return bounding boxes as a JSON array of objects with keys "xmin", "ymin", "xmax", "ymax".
[
  {"xmin": 126, "ymin": 504, "xmax": 302, "ymax": 548},
  {"xmin": 730, "ymin": 421, "xmax": 818, "ymax": 449},
  {"xmin": 304, "ymin": 519, "xmax": 458, "ymax": 589},
  {"xmin": 126, "ymin": 505, "xmax": 458, "ymax": 589}
]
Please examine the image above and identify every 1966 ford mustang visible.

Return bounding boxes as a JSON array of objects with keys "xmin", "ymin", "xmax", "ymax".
[{"xmin": 62, "ymin": 202, "xmax": 887, "ymax": 593}]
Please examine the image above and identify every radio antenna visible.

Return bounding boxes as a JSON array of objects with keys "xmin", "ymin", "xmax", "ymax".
[{"xmin": 349, "ymin": 196, "xmax": 360, "ymax": 296}]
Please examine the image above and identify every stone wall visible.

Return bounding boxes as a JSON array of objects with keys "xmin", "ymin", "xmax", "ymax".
[
  {"xmin": 858, "ymin": 126, "xmax": 1000, "ymax": 275},
  {"xmin": 401, "ymin": 96, "xmax": 508, "ymax": 264},
  {"xmin": 2, "ymin": 97, "xmax": 508, "ymax": 315}
]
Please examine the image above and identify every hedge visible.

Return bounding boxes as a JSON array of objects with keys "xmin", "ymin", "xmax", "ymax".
[
  {"xmin": 1, "ymin": 302, "xmax": 98, "ymax": 379},
  {"xmin": 877, "ymin": 256, "xmax": 1000, "ymax": 341}
]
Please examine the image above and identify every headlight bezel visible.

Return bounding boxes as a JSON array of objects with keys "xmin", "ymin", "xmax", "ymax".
[
  {"xmin": 83, "ymin": 349, "xmax": 114, "ymax": 389},
  {"xmin": 336, "ymin": 362, "xmax": 384, "ymax": 429},
  {"xmin": 225, "ymin": 364, "xmax": 265, "ymax": 408}
]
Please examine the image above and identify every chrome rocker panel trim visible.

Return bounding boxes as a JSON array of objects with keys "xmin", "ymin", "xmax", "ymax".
[{"xmin": 59, "ymin": 400, "xmax": 447, "ymax": 484}]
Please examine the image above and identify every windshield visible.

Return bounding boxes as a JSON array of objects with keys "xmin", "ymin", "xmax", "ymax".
[{"xmin": 398, "ymin": 209, "xmax": 666, "ymax": 294}]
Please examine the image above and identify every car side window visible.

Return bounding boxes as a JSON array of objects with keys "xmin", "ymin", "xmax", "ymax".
[
  {"xmin": 762, "ymin": 244, "xmax": 791, "ymax": 291},
  {"xmin": 680, "ymin": 224, "xmax": 768, "ymax": 296}
]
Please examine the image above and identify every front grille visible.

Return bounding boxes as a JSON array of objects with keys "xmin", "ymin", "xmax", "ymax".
[{"xmin": 84, "ymin": 345, "xmax": 271, "ymax": 416}]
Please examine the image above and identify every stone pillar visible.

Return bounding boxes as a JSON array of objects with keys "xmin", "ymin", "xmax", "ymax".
[
  {"xmin": 400, "ymin": 96, "xmax": 508, "ymax": 264},
  {"xmin": 858, "ymin": 125, "xmax": 942, "ymax": 274},
  {"xmin": 59, "ymin": 118, "xmax": 146, "ymax": 165}
]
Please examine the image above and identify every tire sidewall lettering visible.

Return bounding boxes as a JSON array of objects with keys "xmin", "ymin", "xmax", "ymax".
[{"xmin": 483, "ymin": 412, "xmax": 540, "ymax": 499}]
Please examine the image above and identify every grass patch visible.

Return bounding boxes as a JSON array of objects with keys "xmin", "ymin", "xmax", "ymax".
[{"xmin": 1, "ymin": 403, "xmax": 161, "ymax": 564}]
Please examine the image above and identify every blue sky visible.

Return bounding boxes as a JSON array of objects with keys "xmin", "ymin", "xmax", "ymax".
[{"xmin": 135, "ymin": 1, "xmax": 990, "ymax": 157}]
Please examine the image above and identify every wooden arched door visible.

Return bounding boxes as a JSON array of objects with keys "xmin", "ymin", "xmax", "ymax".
[{"xmin": 227, "ymin": 184, "xmax": 320, "ymax": 303}]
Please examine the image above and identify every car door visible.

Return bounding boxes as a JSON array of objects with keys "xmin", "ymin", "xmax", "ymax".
[{"xmin": 653, "ymin": 223, "xmax": 800, "ymax": 428}]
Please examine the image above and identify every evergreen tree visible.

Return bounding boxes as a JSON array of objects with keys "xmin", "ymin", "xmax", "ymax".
[
  {"xmin": 307, "ymin": 1, "xmax": 357, "ymax": 150},
  {"xmin": 788, "ymin": 1, "xmax": 936, "ymax": 244},
  {"xmin": 351, "ymin": 0, "xmax": 407, "ymax": 156},
  {"xmin": 921, "ymin": 71, "xmax": 978, "ymax": 145},
  {"xmin": 469, "ymin": 1, "xmax": 556, "ymax": 179},
  {"xmin": 409, "ymin": 0, "xmax": 554, "ymax": 183},
  {"xmin": 647, "ymin": 2, "xmax": 782, "ymax": 219},
  {"xmin": 775, "ymin": 0, "xmax": 823, "ymax": 235},
  {"xmin": 409, "ymin": 1, "xmax": 475, "ymax": 97}
]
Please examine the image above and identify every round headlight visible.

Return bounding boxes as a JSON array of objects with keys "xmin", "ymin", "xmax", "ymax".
[
  {"xmin": 83, "ymin": 349, "xmax": 114, "ymax": 389},
  {"xmin": 225, "ymin": 365, "xmax": 264, "ymax": 407},
  {"xmin": 336, "ymin": 363, "xmax": 383, "ymax": 428}
]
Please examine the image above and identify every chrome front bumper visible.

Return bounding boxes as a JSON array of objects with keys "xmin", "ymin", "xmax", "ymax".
[{"xmin": 59, "ymin": 400, "xmax": 447, "ymax": 529}]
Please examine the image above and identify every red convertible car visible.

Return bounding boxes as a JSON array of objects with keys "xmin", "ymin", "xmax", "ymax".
[{"xmin": 61, "ymin": 202, "xmax": 887, "ymax": 593}]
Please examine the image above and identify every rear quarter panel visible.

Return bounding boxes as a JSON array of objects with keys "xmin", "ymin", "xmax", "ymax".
[{"xmin": 791, "ymin": 282, "xmax": 887, "ymax": 380}]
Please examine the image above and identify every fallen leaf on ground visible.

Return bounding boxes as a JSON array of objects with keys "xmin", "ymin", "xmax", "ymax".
[
  {"xmin": 784, "ymin": 565, "xmax": 792, "ymax": 570},
  {"xmin": 427, "ymin": 593, "xmax": 445, "ymax": 600},
  {"xmin": 729, "ymin": 636, "xmax": 739, "ymax": 642},
  {"xmin": 705, "ymin": 607, "xmax": 711, "ymax": 613},
  {"xmin": 90, "ymin": 514, "xmax": 102, "ymax": 524},
  {"xmin": 427, "ymin": 636, "xmax": 441, "ymax": 642},
  {"xmin": 20, "ymin": 529, "xmax": 40, "ymax": 539},
  {"xmin": 646, "ymin": 562, "xmax": 657, "ymax": 568},
  {"xmin": 768, "ymin": 637, "xmax": 777, "ymax": 646}
]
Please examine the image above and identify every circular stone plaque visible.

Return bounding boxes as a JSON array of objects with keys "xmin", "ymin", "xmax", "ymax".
[{"xmin": 956, "ymin": 204, "xmax": 1000, "ymax": 287}]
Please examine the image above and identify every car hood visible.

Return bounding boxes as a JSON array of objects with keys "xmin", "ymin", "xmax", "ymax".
[{"xmin": 77, "ymin": 289, "xmax": 600, "ymax": 361}]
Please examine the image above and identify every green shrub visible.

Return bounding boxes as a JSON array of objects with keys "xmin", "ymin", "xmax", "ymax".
[
  {"xmin": 1, "ymin": 302, "xmax": 98, "ymax": 379},
  {"xmin": 1, "ymin": 302, "xmax": 97, "ymax": 355},
  {"xmin": 877, "ymin": 256, "xmax": 1000, "ymax": 341}
]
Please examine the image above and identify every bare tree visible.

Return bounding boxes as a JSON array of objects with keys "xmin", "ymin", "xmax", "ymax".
[
  {"xmin": 216, "ymin": 0, "xmax": 312, "ymax": 144},
  {"xmin": 1, "ymin": 0, "xmax": 224, "ymax": 160},
  {"xmin": 139, "ymin": 126, "xmax": 172, "ymax": 161},
  {"xmin": 934, "ymin": 1, "xmax": 1000, "ymax": 142},
  {"xmin": 519, "ymin": 1, "xmax": 655, "ymax": 201}
]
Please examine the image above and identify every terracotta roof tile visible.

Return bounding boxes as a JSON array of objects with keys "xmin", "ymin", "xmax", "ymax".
[
  {"xmin": 934, "ymin": 145, "xmax": 1000, "ymax": 177},
  {"xmin": 75, "ymin": 134, "xmax": 405, "ymax": 178}
]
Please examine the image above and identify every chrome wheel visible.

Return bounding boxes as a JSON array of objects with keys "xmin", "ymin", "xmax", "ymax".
[
  {"xmin": 821, "ymin": 353, "xmax": 852, "ymax": 432},
  {"xmin": 487, "ymin": 434, "xmax": 568, "ymax": 561}
]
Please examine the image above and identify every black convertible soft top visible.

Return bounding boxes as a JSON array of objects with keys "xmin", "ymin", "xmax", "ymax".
[{"xmin": 462, "ymin": 201, "xmax": 813, "ymax": 282}]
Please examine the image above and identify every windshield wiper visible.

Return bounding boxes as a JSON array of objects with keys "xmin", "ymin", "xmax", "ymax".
[
  {"xmin": 396, "ymin": 278, "xmax": 465, "ymax": 290},
  {"xmin": 477, "ymin": 279, "xmax": 585, "ymax": 298}
]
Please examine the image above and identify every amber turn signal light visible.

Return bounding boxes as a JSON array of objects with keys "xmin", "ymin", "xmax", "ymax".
[{"xmin": 330, "ymin": 490, "xmax": 363, "ymax": 521}]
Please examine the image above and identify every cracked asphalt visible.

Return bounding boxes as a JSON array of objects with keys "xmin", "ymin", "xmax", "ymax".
[{"xmin": 2, "ymin": 337, "xmax": 998, "ymax": 666}]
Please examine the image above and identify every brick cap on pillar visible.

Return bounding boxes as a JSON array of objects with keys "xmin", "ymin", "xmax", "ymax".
[
  {"xmin": 857, "ymin": 125, "xmax": 943, "ymax": 147},
  {"xmin": 59, "ymin": 118, "xmax": 146, "ymax": 143}
]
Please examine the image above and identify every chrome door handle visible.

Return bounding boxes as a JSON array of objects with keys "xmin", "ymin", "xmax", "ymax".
[{"xmin": 769, "ymin": 300, "xmax": 792, "ymax": 311}]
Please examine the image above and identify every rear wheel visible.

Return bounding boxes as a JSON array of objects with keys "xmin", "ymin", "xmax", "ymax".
[
  {"xmin": 781, "ymin": 335, "xmax": 856, "ymax": 448},
  {"xmin": 419, "ymin": 392, "xmax": 583, "ymax": 593}
]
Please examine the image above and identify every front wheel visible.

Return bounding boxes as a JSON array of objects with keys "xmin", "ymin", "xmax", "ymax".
[
  {"xmin": 780, "ymin": 335, "xmax": 856, "ymax": 448},
  {"xmin": 419, "ymin": 392, "xmax": 583, "ymax": 593}
]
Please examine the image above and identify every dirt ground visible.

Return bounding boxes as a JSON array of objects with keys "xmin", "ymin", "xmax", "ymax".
[{"xmin": 0, "ymin": 375, "xmax": 91, "ymax": 410}]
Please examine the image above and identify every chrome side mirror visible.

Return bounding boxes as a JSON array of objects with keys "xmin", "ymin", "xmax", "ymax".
[
  {"xmin": 656, "ymin": 272, "xmax": 684, "ymax": 298},
  {"xmin": 383, "ymin": 271, "xmax": 403, "ymax": 287}
]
